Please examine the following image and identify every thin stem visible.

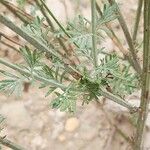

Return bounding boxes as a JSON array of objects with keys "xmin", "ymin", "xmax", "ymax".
[
  {"xmin": 96, "ymin": 3, "xmax": 139, "ymax": 73},
  {"xmin": 38, "ymin": 0, "xmax": 81, "ymax": 49},
  {"xmin": 1, "ymin": 0, "xmax": 32, "ymax": 25},
  {"xmin": 39, "ymin": 0, "xmax": 71, "ymax": 38},
  {"xmin": 132, "ymin": 0, "xmax": 143, "ymax": 42},
  {"xmin": 0, "ymin": 41, "xmax": 20, "ymax": 52},
  {"xmin": 1, "ymin": 1, "xmax": 77, "ymax": 65},
  {"xmin": 91, "ymin": 0, "xmax": 98, "ymax": 68},
  {"xmin": 0, "ymin": 58, "xmax": 67, "ymax": 90},
  {"xmin": 0, "ymin": 32, "xmax": 23, "ymax": 47},
  {"xmin": 0, "ymin": 15, "xmax": 81, "ymax": 79},
  {"xmin": 0, "ymin": 136, "xmax": 26, "ymax": 150},
  {"xmin": 35, "ymin": 0, "xmax": 69, "ymax": 55},
  {"xmin": 100, "ymin": 87, "xmax": 138, "ymax": 113},
  {"xmin": 134, "ymin": 1, "xmax": 150, "ymax": 149},
  {"xmin": 108, "ymin": 0, "xmax": 142, "ymax": 74}
]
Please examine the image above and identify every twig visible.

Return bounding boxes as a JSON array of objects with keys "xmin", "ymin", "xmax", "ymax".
[
  {"xmin": 0, "ymin": 136, "xmax": 26, "ymax": 150},
  {"xmin": 132, "ymin": 0, "xmax": 143, "ymax": 42},
  {"xmin": 108, "ymin": 0, "xmax": 142, "ymax": 74},
  {"xmin": 99, "ymin": 88, "xmax": 138, "ymax": 113},
  {"xmin": 39, "ymin": 0, "xmax": 71, "ymax": 38},
  {"xmin": 0, "ymin": 58, "xmax": 67, "ymax": 90},
  {"xmin": 134, "ymin": 1, "xmax": 150, "ymax": 149},
  {"xmin": 35, "ymin": 0, "xmax": 70, "ymax": 55},
  {"xmin": 96, "ymin": 3, "xmax": 139, "ymax": 73},
  {"xmin": 1, "ymin": 0, "xmax": 32, "ymax": 25},
  {"xmin": 0, "ymin": 41, "xmax": 20, "ymax": 52},
  {"xmin": 91, "ymin": 0, "xmax": 98, "ymax": 68},
  {"xmin": 0, "ymin": 14, "xmax": 82, "ymax": 79},
  {"xmin": 0, "ymin": 32, "xmax": 23, "ymax": 47}
]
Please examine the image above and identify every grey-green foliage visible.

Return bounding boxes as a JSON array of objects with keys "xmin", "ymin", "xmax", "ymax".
[
  {"xmin": 50, "ymin": 83, "xmax": 78, "ymax": 113},
  {"xmin": 16, "ymin": 0, "xmax": 26, "ymax": 8},
  {"xmin": 22, "ymin": 16, "xmax": 52, "ymax": 48},
  {"xmin": 0, "ymin": 70, "xmax": 24, "ymax": 96},
  {"xmin": 93, "ymin": 54, "xmax": 138, "ymax": 97},
  {"xmin": 97, "ymin": 3, "xmax": 118, "ymax": 26},
  {"xmin": 0, "ymin": 2, "xmax": 139, "ymax": 113}
]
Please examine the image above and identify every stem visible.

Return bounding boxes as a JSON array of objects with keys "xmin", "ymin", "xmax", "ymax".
[
  {"xmin": 0, "ymin": 15, "xmax": 81, "ymax": 79},
  {"xmin": 100, "ymin": 88, "xmax": 138, "ymax": 113},
  {"xmin": 0, "ymin": 32, "xmax": 23, "ymax": 47},
  {"xmin": 96, "ymin": 3, "xmax": 140, "ymax": 74},
  {"xmin": 132, "ymin": 0, "xmax": 143, "ymax": 42},
  {"xmin": 35, "ymin": 0, "xmax": 69, "ymax": 55},
  {"xmin": 39, "ymin": 0, "xmax": 71, "ymax": 38},
  {"xmin": 38, "ymin": 0, "xmax": 81, "ymax": 49},
  {"xmin": 0, "ymin": 58, "xmax": 67, "ymax": 90},
  {"xmin": 0, "ymin": 136, "xmax": 26, "ymax": 150},
  {"xmin": 0, "ymin": 41, "xmax": 20, "ymax": 52},
  {"xmin": 108, "ymin": 0, "xmax": 142, "ymax": 74},
  {"xmin": 91, "ymin": 0, "xmax": 98, "ymax": 68},
  {"xmin": 134, "ymin": 1, "xmax": 150, "ymax": 149},
  {"xmin": 1, "ymin": 0, "xmax": 32, "ymax": 25}
]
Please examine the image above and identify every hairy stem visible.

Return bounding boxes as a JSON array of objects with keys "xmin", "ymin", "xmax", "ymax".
[
  {"xmin": 100, "ymin": 88, "xmax": 138, "ymax": 113},
  {"xmin": 91, "ymin": 0, "xmax": 98, "ymax": 68},
  {"xmin": 134, "ymin": 1, "xmax": 150, "ymax": 149},
  {"xmin": 39, "ymin": 0, "xmax": 71, "ymax": 38},
  {"xmin": 0, "ymin": 136, "xmax": 26, "ymax": 150},
  {"xmin": 108, "ymin": 0, "xmax": 142, "ymax": 74},
  {"xmin": 0, "ymin": 58, "xmax": 67, "ymax": 89},
  {"xmin": 132, "ymin": 0, "xmax": 143, "ymax": 42},
  {"xmin": 0, "ymin": 14, "xmax": 81, "ymax": 79},
  {"xmin": 96, "ymin": 3, "xmax": 139, "ymax": 73},
  {"xmin": 35, "ymin": 0, "xmax": 69, "ymax": 55}
]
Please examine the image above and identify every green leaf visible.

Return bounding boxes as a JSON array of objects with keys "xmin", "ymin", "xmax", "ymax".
[
  {"xmin": 20, "ymin": 46, "xmax": 42, "ymax": 71},
  {"xmin": 50, "ymin": 83, "xmax": 78, "ymax": 113},
  {"xmin": 97, "ymin": 3, "xmax": 118, "ymax": 27},
  {"xmin": 0, "ymin": 79, "xmax": 23, "ymax": 96}
]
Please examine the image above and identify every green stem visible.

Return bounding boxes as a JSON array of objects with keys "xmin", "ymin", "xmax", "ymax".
[
  {"xmin": 96, "ymin": 2, "xmax": 139, "ymax": 74},
  {"xmin": 100, "ymin": 88, "xmax": 138, "ymax": 113},
  {"xmin": 0, "ymin": 15, "xmax": 81, "ymax": 79},
  {"xmin": 108, "ymin": 0, "xmax": 142, "ymax": 74},
  {"xmin": 0, "ymin": 58, "xmax": 67, "ymax": 90},
  {"xmin": 39, "ymin": 0, "xmax": 71, "ymax": 38},
  {"xmin": 1, "ymin": 0, "xmax": 32, "ymax": 24},
  {"xmin": 35, "ymin": 0, "xmax": 69, "ymax": 55},
  {"xmin": 132, "ymin": 0, "xmax": 143, "ymax": 42},
  {"xmin": 134, "ymin": 1, "xmax": 150, "ymax": 149},
  {"xmin": 0, "ymin": 136, "xmax": 26, "ymax": 150},
  {"xmin": 91, "ymin": 0, "xmax": 98, "ymax": 68}
]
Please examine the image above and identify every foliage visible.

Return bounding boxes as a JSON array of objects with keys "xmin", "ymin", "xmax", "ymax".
[{"xmin": 0, "ymin": 0, "xmax": 140, "ymax": 114}]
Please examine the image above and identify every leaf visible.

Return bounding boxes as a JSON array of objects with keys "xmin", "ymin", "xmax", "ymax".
[
  {"xmin": 45, "ymin": 87, "xmax": 57, "ymax": 97},
  {"xmin": 94, "ymin": 54, "xmax": 119, "ymax": 77},
  {"xmin": 50, "ymin": 83, "xmax": 78, "ymax": 113},
  {"xmin": 97, "ymin": 3, "xmax": 118, "ymax": 27},
  {"xmin": 0, "ymin": 79, "xmax": 23, "ymax": 96},
  {"xmin": 20, "ymin": 46, "xmax": 42, "ymax": 71}
]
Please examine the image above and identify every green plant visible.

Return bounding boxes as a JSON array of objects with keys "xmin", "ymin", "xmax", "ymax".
[{"xmin": 0, "ymin": 0, "xmax": 149, "ymax": 149}]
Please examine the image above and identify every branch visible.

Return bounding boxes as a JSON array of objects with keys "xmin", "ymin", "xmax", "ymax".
[
  {"xmin": 0, "ymin": 58, "xmax": 67, "ymax": 90},
  {"xmin": 0, "ymin": 14, "xmax": 81, "ymax": 79},
  {"xmin": 96, "ymin": 3, "xmax": 140, "ymax": 73},
  {"xmin": 91, "ymin": 0, "xmax": 98, "ymax": 68},
  {"xmin": 108, "ymin": 0, "xmax": 142, "ymax": 74},
  {"xmin": 99, "ymin": 88, "xmax": 138, "ymax": 113},
  {"xmin": 132, "ymin": 0, "xmax": 143, "ymax": 42},
  {"xmin": 134, "ymin": 1, "xmax": 150, "ymax": 149},
  {"xmin": 0, "ymin": 136, "xmax": 26, "ymax": 150}
]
